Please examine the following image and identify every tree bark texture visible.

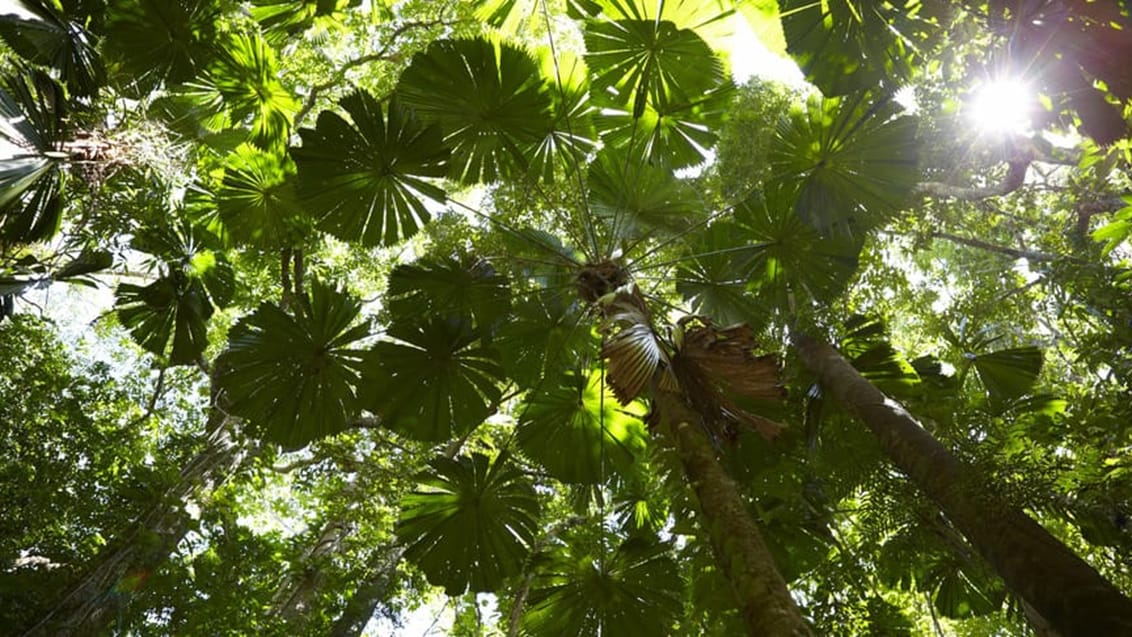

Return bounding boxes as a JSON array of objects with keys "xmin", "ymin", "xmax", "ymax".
[
  {"xmin": 915, "ymin": 158, "xmax": 1030, "ymax": 200},
  {"xmin": 793, "ymin": 333, "xmax": 1132, "ymax": 637},
  {"xmin": 269, "ymin": 518, "xmax": 354, "ymax": 628},
  {"xmin": 657, "ymin": 392, "xmax": 813, "ymax": 637},
  {"xmin": 328, "ymin": 546, "xmax": 407, "ymax": 637},
  {"xmin": 24, "ymin": 412, "xmax": 254, "ymax": 637}
]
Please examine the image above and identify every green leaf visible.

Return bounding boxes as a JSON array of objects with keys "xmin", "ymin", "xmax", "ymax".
[
  {"xmin": 517, "ymin": 369, "xmax": 647, "ymax": 484},
  {"xmin": 588, "ymin": 149, "xmax": 706, "ymax": 240},
  {"xmin": 474, "ymin": 0, "xmax": 539, "ymax": 35},
  {"xmin": 217, "ymin": 281, "xmax": 370, "ymax": 448},
  {"xmin": 770, "ymin": 92, "xmax": 919, "ymax": 236},
  {"xmin": 115, "ymin": 222, "xmax": 234, "ymax": 364},
  {"xmin": 0, "ymin": 0, "xmax": 104, "ymax": 96},
  {"xmin": 930, "ymin": 559, "xmax": 1006, "ymax": 619},
  {"xmin": 840, "ymin": 315, "xmax": 921, "ymax": 395},
  {"xmin": 585, "ymin": 16, "xmax": 724, "ymax": 118},
  {"xmin": 198, "ymin": 32, "xmax": 298, "ymax": 151},
  {"xmin": 521, "ymin": 538, "xmax": 683, "ymax": 637},
  {"xmin": 1091, "ymin": 203, "xmax": 1132, "ymax": 257},
  {"xmin": 365, "ymin": 317, "xmax": 504, "ymax": 442},
  {"xmin": 494, "ymin": 290, "xmax": 595, "ymax": 389},
  {"xmin": 397, "ymin": 37, "xmax": 553, "ymax": 184},
  {"xmin": 250, "ymin": 0, "xmax": 356, "ymax": 36},
  {"xmin": 116, "ymin": 274, "xmax": 215, "ymax": 365},
  {"xmin": 736, "ymin": 187, "xmax": 864, "ymax": 305},
  {"xmin": 0, "ymin": 67, "xmax": 67, "ymax": 244},
  {"xmin": 580, "ymin": 0, "xmax": 736, "ymax": 63},
  {"xmin": 780, "ymin": 0, "xmax": 935, "ymax": 96},
  {"xmin": 851, "ymin": 343, "xmax": 920, "ymax": 394},
  {"xmin": 131, "ymin": 223, "xmax": 235, "ymax": 308},
  {"xmin": 216, "ymin": 144, "xmax": 307, "ymax": 247},
  {"xmin": 677, "ymin": 187, "xmax": 862, "ymax": 321},
  {"xmin": 594, "ymin": 81, "xmax": 733, "ymax": 169},
  {"xmin": 584, "ymin": 14, "xmax": 733, "ymax": 167},
  {"xmin": 292, "ymin": 90, "xmax": 449, "ymax": 247},
  {"xmin": 147, "ymin": 89, "xmax": 232, "ymax": 142},
  {"xmin": 736, "ymin": 0, "xmax": 787, "ymax": 58},
  {"xmin": 528, "ymin": 49, "xmax": 597, "ymax": 183},
  {"xmin": 0, "ymin": 64, "xmax": 67, "ymax": 153},
  {"xmin": 0, "ymin": 162, "xmax": 64, "ymax": 244},
  {"xmin": 386, "ymin": 256, "xmax": 511, "ymax": 331},
  {"xmin": 673, "ymin": 222, "xmax": 769, "ymax": 327},
  {"xmin": 973, "ymin": 347, "xmax": 1043, "ymax": 403},
  {"xmin": 103, "ymin": 0, "xmax": 222, "ymax": 90},
  {"xmin": 55, "ymin": 248, "xmax": 113, "ymax": 279},
  {"xmin": 397, "ymin": 453, "xmax": 540, "ymax": 595}
]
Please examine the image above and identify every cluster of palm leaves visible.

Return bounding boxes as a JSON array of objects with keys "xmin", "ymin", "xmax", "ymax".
[{"xmin": 5, "ymin": 0, "xmax": 1126, "ymax": 635}]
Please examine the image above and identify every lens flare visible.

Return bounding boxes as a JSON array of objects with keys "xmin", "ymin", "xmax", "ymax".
[{"xmin": 969, "ymin": 78, "xmax": 1033, "ymax": 134}]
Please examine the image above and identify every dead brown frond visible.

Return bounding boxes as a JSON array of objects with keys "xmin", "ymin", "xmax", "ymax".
[{"xmin": 671, "ymin": 316, "xmax": 786, "ymax": 441}]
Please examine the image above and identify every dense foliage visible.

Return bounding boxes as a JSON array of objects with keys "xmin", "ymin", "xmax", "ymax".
[{"xmin": 2, "ymin": 0, "xmax": 1131, "ymax": 635}]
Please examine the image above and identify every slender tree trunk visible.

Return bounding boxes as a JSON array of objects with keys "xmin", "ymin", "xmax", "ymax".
[
  {"xmin": 793, "ymin": 333, "xmax": 1132, "ymax": 637},
  {"xmin": 328, "ymin": 546, "xmax": 407, "ymax": 637},
  {"xmin": 23, "ymin": 412, "xmax": 255, "ymax": 636},
  {"xmin": 656, "ymin": 392, "xmax": 813, "ymax": 637},
  {"xmin": 269, "ymin": 518, "xmax": 354, "ymax": 628}
]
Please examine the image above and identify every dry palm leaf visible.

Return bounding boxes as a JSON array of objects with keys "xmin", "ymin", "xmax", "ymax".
[
  {"xmin": 672, "ymin": 316, "xmax": 786, "ymax": 440},
  {"xmin": 597, "ymin": 283, "xmax": 677, "ymax": 404}
]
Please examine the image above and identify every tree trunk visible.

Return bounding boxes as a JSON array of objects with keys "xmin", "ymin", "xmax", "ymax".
[
  {"xmin": 656, "ymin": 392, "xmax": 813, "ymax": 637},
  {"xmin": 793, "ymin": 333, "xmax": 1132, "ymax": 637},
  {"xmin": 269, "ymin": 518, "xmax": 354, "ymax": 628},
  {"xmin": 328, "ymin": 546, "xmax": 407, "ymax": 637},
  {"xmin": 23, "ymin": 412, "xmax": 254, "ymax": 636}
]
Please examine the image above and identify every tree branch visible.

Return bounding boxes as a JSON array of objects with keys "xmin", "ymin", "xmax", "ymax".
[
  {"xmin": 293, "ymin": 248, "xmax": 305, "ymax": 298},
  {"xmin": 916, "ymin": 157, "xmax": 1031, "ymax": 200},
  {"xmin": 281, "ymin": 247, "xmax": 294, "ymax": 309},
  {"xmin": 929, "ymin": 231, "xmax": 1064, "ymax": 262},
  {"xmin": 125, "ymin": 366, "xmax": 167, "ymax": 430},
  {"xmin": 269, "ymin": 457, "xmax": 321, "ymax": 474},
  {"xmin": 292, "ymin": 18, "xmax": 462, "ymax": 128}
]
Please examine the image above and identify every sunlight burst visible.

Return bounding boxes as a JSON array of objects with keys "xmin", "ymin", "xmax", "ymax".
[{"xmin": 969, "ymin": 78, "xmax": 1033, "ymax": 134}]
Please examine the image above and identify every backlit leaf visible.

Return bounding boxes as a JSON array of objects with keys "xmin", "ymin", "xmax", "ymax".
[
  {"xmin": 517, "ymin": 369, "xmax": 648, "ymax": 484},
  {"xmin": 779, "ymin": 0, "xmax": 936, "ymax": 96},
  {"xmin": 397, "ymin": 37, "xmax": 553, "ymax": 184},
  {"xmin": 292, "ymin": 91, "xmax": 449, "ymax": 247},
  {"xmin": 365, "ymin": 317, "xmax": 504, "ymax": 442},
  {"xmin": 521, "ymin": 538, "xmax": 682, "ymax": 637},
  {"xmin": 216, "ymin": 144, "xmax": 307, "ymax": 247},
  {"xmin": 770, "ymin": 92, "xmax": 919, "ymax": 236},
  {"xmin": 217, "ymin": 281, "xmax": 370, "ymax": 448},
  {"xmin": 197, "ymin": 32, "xmax": 298, "ymax": 151},
  {"xmin": 397, "ymin": 453, "xmax": 540, "ymax": 594}
]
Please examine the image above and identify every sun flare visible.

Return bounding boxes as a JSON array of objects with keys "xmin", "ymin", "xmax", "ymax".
[{"xmin": 969, "ymin": 78, "xmax": 1033, "ymax": 134}]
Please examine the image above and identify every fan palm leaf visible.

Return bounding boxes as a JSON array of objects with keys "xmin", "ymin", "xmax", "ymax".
[
  {"xmin": 291, "ymin": 90, "xmax": 449, "ymax": 247},
  {"xmin": 217, "ymin": 280, "xmax": 370, "ymax": 448},
  {"xmin": 396, "ymin": 453, "xmax": 540, "ymax": 595}
]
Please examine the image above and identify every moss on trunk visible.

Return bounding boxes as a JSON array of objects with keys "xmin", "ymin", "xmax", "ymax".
[{"xmin": 657, "ymin": 392, "xmax": 812, "ymax": 637}]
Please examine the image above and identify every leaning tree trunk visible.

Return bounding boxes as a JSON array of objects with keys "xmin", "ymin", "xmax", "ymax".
[
  {"xmin": 23, "ymin": 411, "xmax": 255, "ymax": 636},
  {"xmin": 328, "ymin": 545, "xmax": 407, "ymax": 637},
  {"xmin": 655, "ymin": 392, "xmax": 813, "ymax": 637},
  {"xmin": 269, "ymin": 518, "xmax": 355, "ymax": 630},
  {"xmin": 794, "ymin": 333, "xmax": 1132, "ymax": 637}
]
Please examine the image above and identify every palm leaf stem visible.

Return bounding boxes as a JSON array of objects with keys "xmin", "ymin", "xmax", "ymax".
[{"xmin": 538, "ymin": 0, "xmax": 600, "ymax": 259}]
